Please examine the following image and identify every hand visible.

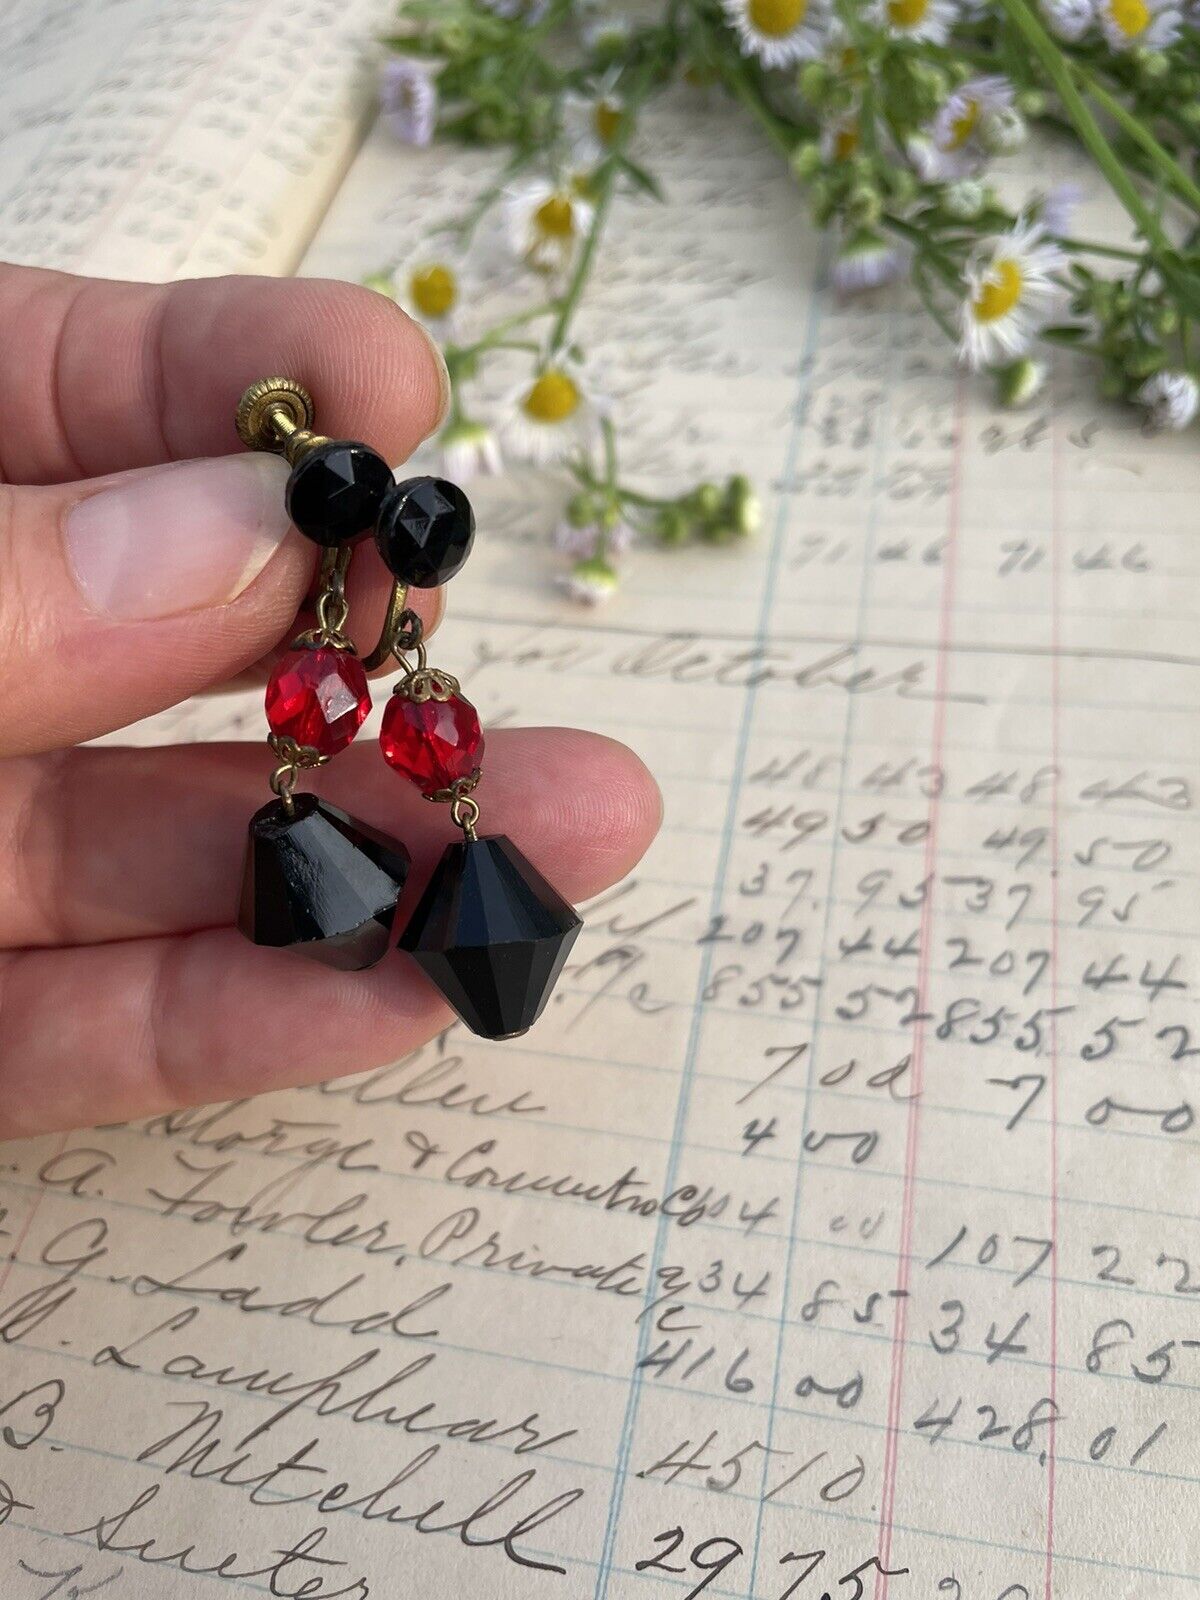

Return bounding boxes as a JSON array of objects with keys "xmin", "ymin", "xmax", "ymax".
[{"xmin": 0, "ymin": 264, "xmax": 660, "ymax": 1137}]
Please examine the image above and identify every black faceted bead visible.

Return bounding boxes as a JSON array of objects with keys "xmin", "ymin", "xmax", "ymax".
[
  {"xmin": 398, "ymin": 834, "xmax": 581, "ymax": 1039},
  {"xmin": 239, "ymin": 794, "xmax": 411, "ymax": 970},
  {"xmin": 375, "ymin": 476, "xmax": 475, "ymax": 587},
  {"xmin": 285, "ymin": 440, "xmax": 395, "ymax": 547}
]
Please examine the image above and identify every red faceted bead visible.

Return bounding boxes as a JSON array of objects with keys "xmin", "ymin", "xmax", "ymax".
[
  {"xmin": 265, "ymin": 645, "xmax": 370, "ymax": 756},
  {"xmin": 380, "ymin": 691, "xmax": 484, "ymax": 796}
]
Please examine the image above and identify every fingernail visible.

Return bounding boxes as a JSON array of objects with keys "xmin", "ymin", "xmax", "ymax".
[
  {"xmin": 412, "ymin": 318, "xmax": 453, "ymax": 435},
  {"xmin": 65, "ymin": 454, "xmax": 292, "ymax": 620}
]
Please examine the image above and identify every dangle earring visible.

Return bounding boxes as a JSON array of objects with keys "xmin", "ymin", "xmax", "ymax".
[
  {"xmin": 233, "ymin": 379, "xmax": 411, "ymax": 969},
  {"xmin": 368, "ymin": 477, "xmax": 583, "ymax": 1041},
  {"xmin": 230, "ymin": 376, "xmax": 583, "ymax": 1036}
]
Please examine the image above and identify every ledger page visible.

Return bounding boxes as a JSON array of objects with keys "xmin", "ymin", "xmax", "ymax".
[
  {"xmin": 1, "ymin": 95, "xmax": 1199, "ymax": 1598},
  {"xmin": 0, "ymin": 0, "xmax": 390, "ymax": 281}
]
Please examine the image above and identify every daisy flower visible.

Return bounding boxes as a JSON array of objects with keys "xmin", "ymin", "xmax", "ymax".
[
  {"xmin": 876, "ymin": 0, "xmax": 958, "ymax": 44},
  {"xmin": 722, "ymin": 0, "xmax": 830, "ymax": 68},
  {"xmin": 1094, "ymin": 0, "xmax": 1181, "ymax": 49},
  {"xmin": 559, "ymin": 556, "xmax": 619, "ymax": 605},
  {"xmin": 392, "ymin": 245, "xmax": 467, "ymax": 337},
  {"xmin": 923, "ymin": 75, "xmax": 1014, "ymax": 177},
  {"xmin": 831, "ymin": 229, "xmax": 906, "ymax": 294},
  {"xmin": 1137, "ymin": 371, "xmax": 1199, "ymax": 431},
  {"xmin": 820, "ymin": 114, "xmax": 862, "ymax": 163},
  {"xmin": 504, "ymin": 179, "xmax": 595, "ymax": 275},
  {"xmin": 1040, "ymin": 0, "xmax": 1094, "ymax": 37},
  {"xmin": 379, "ymin": 58, "xmax": 437, "ymax": 148},
  {"xmin": 438, "ymin": 418, "xmax": 503, "ymax": 482},
  {"xmin": 958, "ymin": 221, "xmax": 1066, "ymax": 371},
  {"xmin": 503, "ymin": 360, "xmax": 601, "ymax": 465},
  {"xmin": 562, "ymin": 76, "xmax": 627, "ymax": 166}
]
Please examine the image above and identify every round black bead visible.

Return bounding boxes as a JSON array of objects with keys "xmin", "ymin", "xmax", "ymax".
[
  {"xmin": 374, "ymin": 476, "xmax": 475, "ymax": 588},
  {"xmin": 285, "ymin": 440, "xmax": 395, "ymax": 547}
]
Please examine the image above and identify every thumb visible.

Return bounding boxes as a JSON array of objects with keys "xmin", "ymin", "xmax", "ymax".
[{"xmin": 3, "ymin": 453, "xmax": 372, "ymax": 754}]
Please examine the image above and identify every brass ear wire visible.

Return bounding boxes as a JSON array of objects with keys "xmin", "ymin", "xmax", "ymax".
[
  {"xmin": 362, "ymin": 578, "xmax": 414, "ymax": 671},
  {"xmin": 235, "ymin": 377, "xmax": 330, "ymax": 465}
]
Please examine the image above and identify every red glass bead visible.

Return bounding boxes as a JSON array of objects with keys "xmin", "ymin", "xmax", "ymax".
[
  {"xmin": 265, "ymin": 645, "xmax": 370, "ymax": 756},
  {"xmin": 380, "ymin": 692, "xmax": 484, "ymax": 796}
]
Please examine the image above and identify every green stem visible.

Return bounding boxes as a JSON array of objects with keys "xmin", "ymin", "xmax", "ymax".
[
  {"xmin": 546, "ymin": 51, "xmax": 661, "ymax": 355},
  {"xmin": 995, "ymin": 0, "xmax": 1175, "ymax": 260},
  {"xmin": 1052, "ymin": 235, "xmax": 1144, "ymax": 262},
  {"xmin": 1079, "ymin": 69, "xmax": 1200, "ymax": 216}
]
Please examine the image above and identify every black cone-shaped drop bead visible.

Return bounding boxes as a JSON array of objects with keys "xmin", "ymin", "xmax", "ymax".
[
  {"xmin": 375, "ymin": 475, "xmax": 475, "ymax": 587},
  {"xmin": 399, "ymin": 834, "xmax": 581, "ymax": 1039},
  {"xmin": 286, "ymin": 440, "xmax": 395, "ymax": 546},
  {"xmin": 239, "ymin": 794, "xmax": 411, "ymax": 970}
]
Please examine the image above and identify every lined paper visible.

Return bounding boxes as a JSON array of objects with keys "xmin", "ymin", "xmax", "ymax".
[
  {"xmin": 2, "ymin": 78, "xmax": 1200, "ymax": 1599},
  {"xmin": 0, "ymin": 0, "xmax": 390, "ymax": 281}
]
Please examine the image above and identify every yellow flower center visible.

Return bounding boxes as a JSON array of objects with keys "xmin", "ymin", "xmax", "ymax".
[
  {"xmin": 409, "ymin": 263, "xmax": 456, "ymax": 319},
  {"xmin": 594, "ymin": 99, "xmax": 622, "ymax": 145},
  {"xmin": 832, "ymin": 122, "xmax": 860, "ymax": 161},
  {"xmin": 946, "ymin": 98, "xmax": 980, "ymax": 150},
  {"xmin": 533, "ymin": 194, "xmax": 576, "ymax": 238},
  {"xmin": 523, "ymin": 369, "xmax": 581, "ymax": 425},
  {"xmin": 747, "ymin": 0, "xmax": 808, "ymax": 38},
  {"xmin": 888, "ymin": 0, "xmax": 929, "ymax": 26},
  {"xmin": 1108, "ymin": 0, "xmax": 1149, "ymax": 34},
  {"xmin": 972, "ymin": 258, "xmax": 1024, "ymax": 324}
]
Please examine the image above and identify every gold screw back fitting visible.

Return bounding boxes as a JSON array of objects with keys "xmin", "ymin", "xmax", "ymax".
[{"xmin": 235, "ymin": 377, "xmax": 330, "ymax": 465}]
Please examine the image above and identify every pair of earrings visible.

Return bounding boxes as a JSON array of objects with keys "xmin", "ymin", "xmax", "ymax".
[{"xmin": 232, "ymin": 378, "xmax": 582, "ymax": 1041}]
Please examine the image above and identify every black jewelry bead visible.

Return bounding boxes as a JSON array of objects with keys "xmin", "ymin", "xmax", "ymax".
[
  {"xmin": 239, "ymin": 794, "xmax": 411, "ymax": 970},
  {"xmin": 285, "ymin": 440, "xmax": 395, "ymax": 547},
  {"xmin": 374, "ymin": 476, "xmax": 475, "ymax": 588},
  {"xmin": 398, "ymin": 834, "xmax": 581, "ymax": 1039}
]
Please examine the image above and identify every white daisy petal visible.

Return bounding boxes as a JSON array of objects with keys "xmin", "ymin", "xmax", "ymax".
[
  {"xmin": 926, "ymin": 75, "xmax": 1014, "ymax": 178},
  {"xmin": 502, "ymin": 359, "xmax": 600, "ymax": 465},
  {"xmin": 380, "ymin": 58, "xmax": 438, "ymax": 148},
  {"xmin": 503, "ymin": 179, "xmax": 595, "ymax": 276},
  {"xmin": 722, "ymin": 0, "xmax": 830, "ymax": 68},
  {"xmin": 1040, "ymin": 0, "xmax": 1094, "ymax": 37},
  {"xmin": 958, "ymin": 220, "xmax": 1066, "ymax": 372},
  {"xmin": 875, "ymin": 0, "xmax": 959, "ymax": 44},
  {"xmin": 1095, "ymin": 0, "xmax": 1182, "ymax": 49},
  {"xmin": 391, "ymin": 242, "xmax": 469, "ymax": 338}
]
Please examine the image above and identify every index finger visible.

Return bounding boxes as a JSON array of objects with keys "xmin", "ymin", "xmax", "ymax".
[{"xmin": 0, "ymin": 265, "xmax": 449, "ymax": 486}]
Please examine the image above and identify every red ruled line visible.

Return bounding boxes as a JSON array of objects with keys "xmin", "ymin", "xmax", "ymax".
[{"xmin": 875, "ymin": 375, "xmax": 967, "ymax": 1600}]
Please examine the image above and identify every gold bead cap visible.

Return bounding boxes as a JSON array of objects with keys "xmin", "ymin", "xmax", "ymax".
[{"xmin": 235, "ymin": 377, "xmax": 316, "ymax": 452}]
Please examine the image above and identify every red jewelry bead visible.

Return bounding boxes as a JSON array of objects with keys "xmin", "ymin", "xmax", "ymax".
[
  {"xmin": 380, "ymin": 692, "xmax": 483, "ymax": 796},
  {"xmin": 265, "ymin": 645, "xmax": 371, "ymax": 756}
]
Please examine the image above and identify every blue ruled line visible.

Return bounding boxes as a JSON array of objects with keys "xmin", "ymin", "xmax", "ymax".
[
  {"xmin": 590, "ymin": 269, "xmax": 829, "ymax": 1600},
  {"xmin": 743, "ymin": 285, "xmax": 898, "ymax": 1596}
]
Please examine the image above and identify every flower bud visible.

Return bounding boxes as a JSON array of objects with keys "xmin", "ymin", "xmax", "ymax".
[
  {"xmin": 943, "ymin": 179, "xmax": 987, "ymax": 220},
  {"xmin": 791, "ymin": 140, "xmax": 822, "ymax": 180},
  {"xmin": 981, "ymin": 107, "xmax": 1027, "ymax": 155},
  {"xmin": 996, "ymin": 358, "xmax": 1046, "ymax": 408},
  {"xmin": 566, "ymin": 490, "xmax": 602, "ymax": 527}
]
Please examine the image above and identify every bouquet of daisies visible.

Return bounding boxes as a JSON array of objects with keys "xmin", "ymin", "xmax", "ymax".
[{"xmin": 374, "ymin": 0, "xmax": 1200, "ymax": 601}]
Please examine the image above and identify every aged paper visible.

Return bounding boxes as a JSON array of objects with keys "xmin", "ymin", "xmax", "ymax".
[
  {"xmin": 1, "ymin": 87, "xmax": 1199, "ymax": 1599},
  {"xmin": 0, "ymin": 0, "xmax": 390, "ymax": 281}
]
